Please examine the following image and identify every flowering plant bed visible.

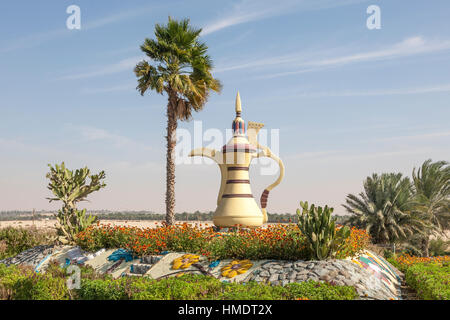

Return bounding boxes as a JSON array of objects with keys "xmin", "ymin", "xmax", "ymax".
[
  {"xmin": 390, "ymin": 254, "xmax": 450, "ymax": 271},
  {"xmin": 389, "ymin": 254, "xmax": 450, "ymax": 300},
  {"xmin": 404, "ymin": 263, "xmax": 450, "ymax": 300},
  {"xmin": 76, "ymin": 223, "xmax": 370, "ymax": 261}
]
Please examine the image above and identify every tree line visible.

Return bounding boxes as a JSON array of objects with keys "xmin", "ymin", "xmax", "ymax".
[
  {"xmin": 2, "ymin": 210, "xmax": 349, "ymax": 224},
  {"xmin": 343, "ymin": 159, "xmax": 449, "ymax": 257}
]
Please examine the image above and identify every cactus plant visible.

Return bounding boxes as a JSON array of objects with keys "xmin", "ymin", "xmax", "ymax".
[
  {"xmin": 296, "ymin": 201, "xmax": 350, "ymax": 260},
  {"xmin": 46, "ymin": 162, "xmax": 106, "ymax": 243}
]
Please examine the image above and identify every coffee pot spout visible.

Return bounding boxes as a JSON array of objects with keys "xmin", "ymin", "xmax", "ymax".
[
  {"xmin": 189, "ymin": 147, "xmax": 216, "ymax": 159},
  {"xmin": 189, "ymin": 148, "xmax": 226, "ymax": 206}
]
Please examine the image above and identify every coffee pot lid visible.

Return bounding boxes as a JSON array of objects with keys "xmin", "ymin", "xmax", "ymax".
[
  {"xmin": 232, "ymin": 91, "xmax": 245, "ymax": 136},
  {"xmin": 222, "ymin": 92, "xmax": 257, "ymax": 154}
]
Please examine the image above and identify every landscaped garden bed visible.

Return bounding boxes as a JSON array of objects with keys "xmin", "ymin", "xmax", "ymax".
[
  {"xmin": 0, "ymin": 223, "xmax": 405, "ymax": 300},
  {"xmin": 389, "ymin": 254, "xmax": 450, "ymax": 300}
]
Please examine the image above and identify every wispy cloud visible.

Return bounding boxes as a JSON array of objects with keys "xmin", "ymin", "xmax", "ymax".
[
  {"xmin": 0, "ymin": 28, "xmax": 67, "ymax": 54},
  {"xmin": 289, "ymin": 83, "xmax": 450, "ymax": 98},
  {"xmin": 0, "ymin": 6, "xmax": 156, "ymax": 53},
  {"xmin": 264, "ymin": 37, "xmax": 450, "ymax": 78},
  {"xmin": 0, "ymin": 137, "xmax": 79, "ymax": 160},
  {"xmin": 217, "ymin": 36, "xmax": 450, "ymax": 77},
  {"xmin": 202, "ymin": 0, "xmax": 368, "ymax": 36},
  {"xmin": 81, "ymin": 83, "xmax": 135, "ymax": 94},
  {"xmin": 103, "ymin": 160, "xmax": 161, "ymax": 172},
  {"xmin": 70, "ymin": 125, "xmax": 152, "ymax": 151},
  {"xmin": 201, "ymin": 1, "xmax": 288, "ymax": 36},
  {"xmin": 82, "ymin": 6, "xmax": 156, "ymax": 31},
  {"xmin": 285, "ymin": 128, "xmax": 450, "ymax": 162},
  {"xmin": 373, "ymin": 130, "xmax": 450, "ymax": 143},
  {"xmin": 59, "ymin": 56, "xmax": 144, "ymax": 80},
  {"xmin": 0, "ymin": 137, "xmax": 37, "ymax": 152},
  {"xmin": 287, "ymin": 147, "xmax": 437, "ymax": 164},
  {"xmin": 285, "ymin": 150, "xmax": 341, "ymax": 160},
  {"xmin": 62, "ymin": 8, "xmax": 447, "ymax": 82},
  {"xmin": 325, "ymin": 148, "xmax": 435, "ymax": 162}
]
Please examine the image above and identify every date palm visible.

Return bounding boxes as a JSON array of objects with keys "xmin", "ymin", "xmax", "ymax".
[
  {"xmin": 411, "ymin": 159, "xmax": 450, "ymax": 256},
  {"xmin": 134, "ymin": 18, "xmax": 222, "ymax": 225},
  {"xmin": 343, "ymin": 173, "xmax": 428, "ymax": 244}
]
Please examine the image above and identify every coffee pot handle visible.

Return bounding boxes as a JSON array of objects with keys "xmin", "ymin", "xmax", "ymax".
[{"xmin": 254, "ymin": 147, "xmax": 285, "ymax": 223}]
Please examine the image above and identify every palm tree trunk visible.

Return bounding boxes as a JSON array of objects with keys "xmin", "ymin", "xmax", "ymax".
[
  {"xmin": 165, "ymin": 97, "xmax": 177, "ymax": 225},
  {"xmin": 422, "ymin": 236, "xmax": 430, "ymax": 257}
]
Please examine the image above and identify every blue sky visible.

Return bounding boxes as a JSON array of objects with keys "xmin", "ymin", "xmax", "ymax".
[{"xmin": 1, "ymin": 0, "xmax": 449, "ymax": 214}]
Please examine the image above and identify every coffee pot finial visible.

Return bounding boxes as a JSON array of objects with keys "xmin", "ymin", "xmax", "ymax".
[
  {"xmin": 235, "ymin": 91, "xmax": 242, "ymax": 115},
  {"xmin": 232, "ymin": 91, "xmax": 245, "ymax": 136}
]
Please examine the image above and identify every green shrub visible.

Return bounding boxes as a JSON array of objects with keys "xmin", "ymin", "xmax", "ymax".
[
  {"xmin": 0, "ymin": 240, "xmax": 7, "ymax": 258},
  {"xmin": 12, "ymin": 273, "xmax": 70, "ymax": 300},
  {"xmin": 78, "ymin": 278, "xmax": 131, "ymax": 300},
  {"xmin": 78, "ymin": 274, "xmax": 357, "ymax": 300},
  {"xmin": 429, "ymin": 238, "xmax": 450, "ymax": 257},
  {"xmin": 129, "ymin": 275, "xmax": 223, "ymax": 300},
  {"xmin": 0, "ymin": 227, "xmax": 55, "ymax": 260},
  {"xmin": 218, "ymin": 281, "xmax": 288, "ymax": 300},
  {"xmin": 0, "ymin": 264, "xmax": 357, "ymax": 300},
  {"xmin": 386, "ymin": 257, "xmax": 401, "ymax": 270},
  {"xmin": 390, "ymin": 254, "xmax": 450, "ymax": 300},
  {"xmin": 0, "ymin": 263, "xmax": 21, "ymax": 299},
  {"xmin": 405, "ymin": 263, "xmax": 450, "ymax": 300},
  {"xmin": 0, "ymin": 264, "xmax": 70, "ymax": 300},
  {"xmin": 383, "ymin": 249, "xmax": 394, "ymax": 260},
  {"xmin": 284, "ymin": 280, "xmax": 358, "ymax": 300}
]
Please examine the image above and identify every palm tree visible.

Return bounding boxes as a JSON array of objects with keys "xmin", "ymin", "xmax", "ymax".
[
  {"xmin": 343, "ymin": 173, "xmax": 428, "ymax": 244},
  {"xmin": 134, "ymin": 18, "xmax": 222, "ymax": 225},
  {"xmin": 411, "ymin": 159, "xmax": 450, "ymax": 256}
]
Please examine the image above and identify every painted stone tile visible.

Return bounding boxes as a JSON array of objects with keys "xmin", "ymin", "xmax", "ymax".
[{"xmin": 145, "ymin": 252, "xmax": 208, "ymax": 279}]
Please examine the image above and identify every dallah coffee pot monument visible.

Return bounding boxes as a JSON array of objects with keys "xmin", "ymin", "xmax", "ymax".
[{"xmin": 189, "ymin": 92, "xmax": 284, "ymax": 227}]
